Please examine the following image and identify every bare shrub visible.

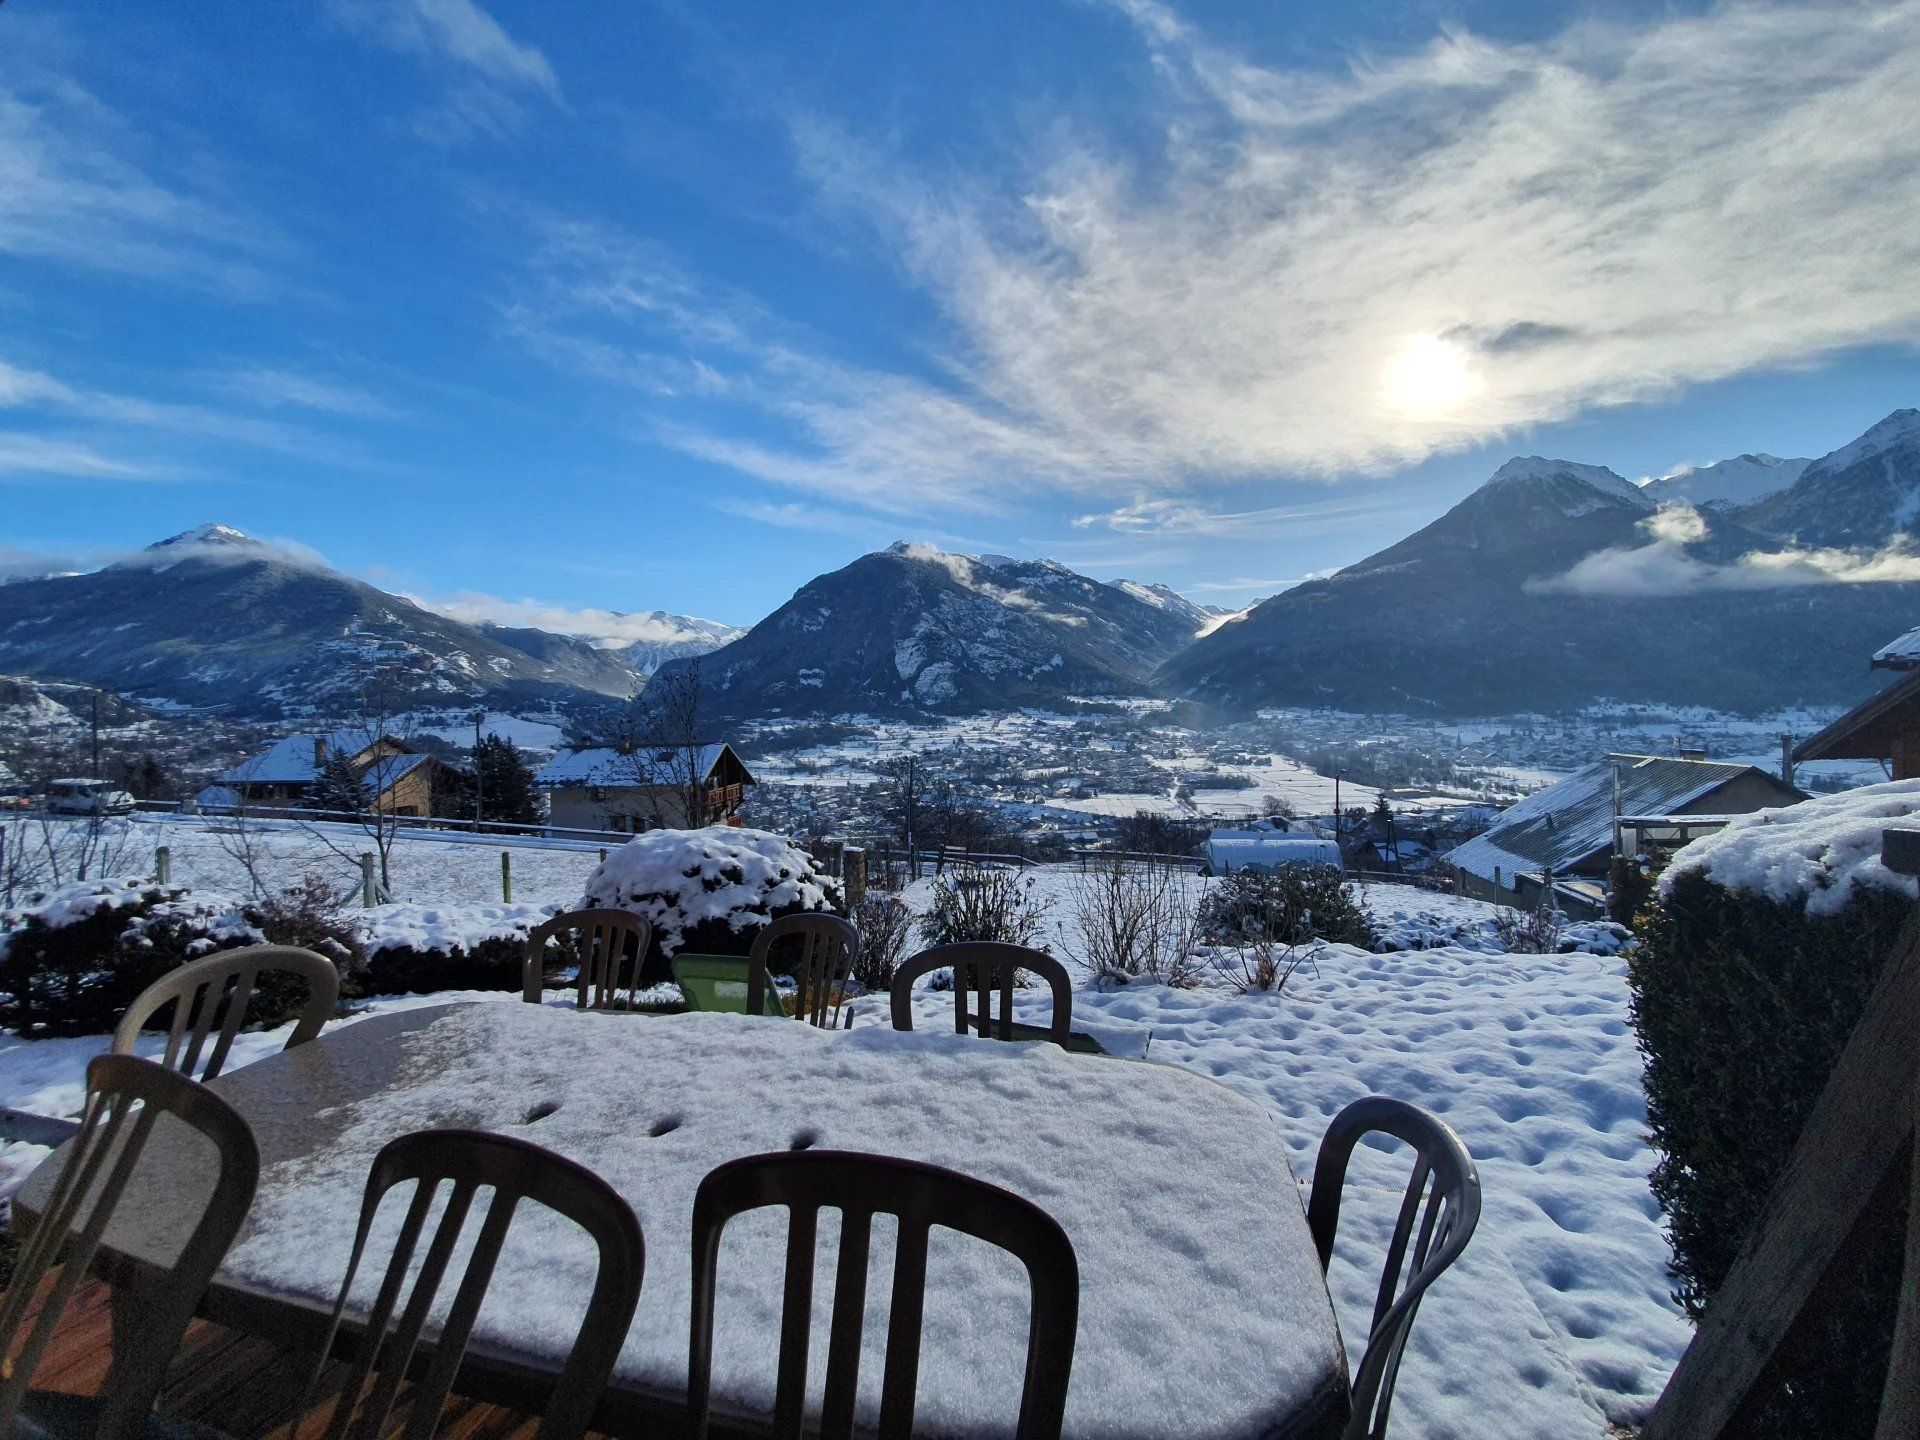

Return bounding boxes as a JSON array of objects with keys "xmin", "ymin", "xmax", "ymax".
[
  {"xmin": 920, "ymin": 866, "xmax": 1050, "ymax": 949},
  {"xmin": 1492, "ymin": 894, "xmax": 1566, "ymax": 952},
  {"xmin": 253, "ymin": 871, "xmax": 363, "ymax": 971},
  {"xmin": 851, "ymin": 893, "xmax": 913, "ymax": 991},
  {"xmin": 1214, "ymin": 934, "xmax": 1322, "ymax": 995},
  {"xmin": 1064, "ymin": 858, "xmax": 1203, "ymax": 986}
]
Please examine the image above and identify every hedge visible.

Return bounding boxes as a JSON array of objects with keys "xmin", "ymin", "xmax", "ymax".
[{"xmin": 1629, "ymin": 868, "xmax": 1909, "ymax": 1438}]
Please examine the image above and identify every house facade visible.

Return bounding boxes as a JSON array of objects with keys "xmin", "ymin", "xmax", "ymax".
[
  {"xmin": 536, "ymin": 742, "xmax": 755, "ymax": 833},
  {"xmin": 209, "ymin": 729, "xmax": 445, "ymax": 816},
  {"xmin": 1446, "ymin": 753, "xmax": 1805, "ymax": 911},
  {"xmin": 1797, "ymin": 629, "xmax": 1920, "ymax": 778}
]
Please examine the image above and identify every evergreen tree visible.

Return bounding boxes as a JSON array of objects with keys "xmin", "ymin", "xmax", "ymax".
[
  {"xmin": 309, "ymin": 752, "xmax": 366, "ymax": 815},
  {"xmin": 474, "ymin": 734, "xmax": 542, "ymax": 824}
]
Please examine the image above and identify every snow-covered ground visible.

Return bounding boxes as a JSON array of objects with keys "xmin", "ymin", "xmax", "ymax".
[{"xmin": 0, "ymin": 826, "xmax": 1682, "ymax": 1438}]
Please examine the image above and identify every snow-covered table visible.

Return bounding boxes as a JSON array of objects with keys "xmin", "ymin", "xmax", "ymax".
[{"xmin": 19, "ymin": 1003, "xmax": 1348, "ymax": 1438}]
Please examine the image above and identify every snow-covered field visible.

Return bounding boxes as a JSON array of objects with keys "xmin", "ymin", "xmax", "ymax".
[{"xmin": 0, "ymin": 823, "xmax": 1683, "ymax": 1438}]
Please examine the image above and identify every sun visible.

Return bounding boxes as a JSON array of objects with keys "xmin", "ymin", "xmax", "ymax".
[{"xmin": 1383, "ymin": 333, "xmax": 1480, "ymax": 415}]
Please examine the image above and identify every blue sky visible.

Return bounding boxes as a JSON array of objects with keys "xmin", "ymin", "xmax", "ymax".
[{"xmin": 4, "ymin": 0, "xmax": 1918, "ymax": 635}]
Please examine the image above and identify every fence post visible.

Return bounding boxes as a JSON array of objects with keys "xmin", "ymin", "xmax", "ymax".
[
  {"xmin": 361, "ymin": 853, "xmax": 377, "ymax": 909},
  {"xmin": 154, "ymin": 846, "xmax": 171, "ymax": 885},
  {"xmin": 501, "ymin": 850, "xmax": 513, "ymax": 903},
  {"xmin": 598, "ymin": 847, "xmax": 607, "ymax": 863},
  {"xmin": 844, "ymin": 846, "xmax": 866, "ymax": 908}
]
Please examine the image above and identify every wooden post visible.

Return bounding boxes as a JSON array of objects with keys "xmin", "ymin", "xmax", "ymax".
[
  {"xmin": 360, "ymin": 853, "xmax": 377, "ymax": 909},
  {"xmin": 843, "ymin": 846, "xmax": 866, "ymax": 907},
  {"xmin": 154, "ymin": 846, "xmax": 170, "ymax": 884},
  {"xmin": 1641, "ymin": 895, "xmax": 1920, "ymax": 1440},
  {"xmin": 1877, "ymin": 1087, "xmax": 1920, "ymax": 1440},
  {"xmin": 598, "ymin": 847, "xmax": 607, "ymax": 863},
  {"xmin": 501, "ymin": 850, "xmax": 513, "ymax": 904}
]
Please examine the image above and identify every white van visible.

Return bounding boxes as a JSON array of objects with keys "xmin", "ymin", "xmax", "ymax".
[{"xmin": 46, "ymin": 778, "xmax": 136, "ymax": 816}]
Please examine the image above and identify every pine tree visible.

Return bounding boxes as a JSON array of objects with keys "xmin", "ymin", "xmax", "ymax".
[
  {"xmin": 475, "ymin": 734, "xmax": 542, "ymax": 824},
  {"xmin": 309, "ymin": 752, "xmax": 366, "ymax": 815}
]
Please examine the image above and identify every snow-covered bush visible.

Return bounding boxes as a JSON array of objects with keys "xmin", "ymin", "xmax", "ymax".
[
  {"xmin": 581, "ymin": 828, "xmax": 840, "ymax": 984},
  {"xmin": 1198, "ymin": 866, "xmax": 1374, "ymax": 950},
  {"xmin": 359, "ymin": 900, "xmax": 561, "ymax": 995},
  {"xmin": 1631, "ymin": 782, "xmax": 1919, "ymax": 1438},
  {"xmin": 0, "ymin": 879, "xmax": 270, "ymax": 1035}
]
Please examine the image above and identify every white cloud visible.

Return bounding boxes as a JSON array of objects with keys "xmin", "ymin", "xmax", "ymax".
[
  {"xmin": 211, "ymin": 366, "xmax": 398, "ymax": 419},
  {"xmin": 1535, "ymin": 504, "xmax": 1920, "ymax": 596},
  {"xmin": 0, "ymin": 434, "xmax": 155, "ymax": 481},
  {"xmin": 522, "ymin": 0, "xmax": 1920, "ymax": 509},
  {"xmin": 330, "ymin": 0, "xmax": 563, "ymax": 139},
  {"xmin": 408, "ymin": 589, "xmax": 728, "ymax": 647},
  {"xmin": 0, "ymin": 58, "xmax": 277, "ymax": 290},
  {"xmin": 1072, "ymin": 493, "xmax": 1405, "ymax": 538}
]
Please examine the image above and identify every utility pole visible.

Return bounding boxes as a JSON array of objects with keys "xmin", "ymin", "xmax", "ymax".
[
  {"xmin": 90, "ymin": 691, "xmax": 101, "ymax": 776},
  {"xmin": 472, "ymin": 711, "xmax": 485, "ymax": 825},
  {"xmin": 1780, "ymin": 733, "xmax": 1795, "ymax": 788},
  {"xmin": 1333, "ymin": 770, "xmax": 1343, "ymax": 852}
]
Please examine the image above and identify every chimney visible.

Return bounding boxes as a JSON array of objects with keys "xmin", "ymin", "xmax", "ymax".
[{"xmin": 314, "ymin": 736, "xmax": 328, "ymax": 768}]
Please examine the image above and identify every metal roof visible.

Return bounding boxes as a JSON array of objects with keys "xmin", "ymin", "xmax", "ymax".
[{"xmin": 1446, "ymin": 754, "xmax": 1796, "ymax": 890}]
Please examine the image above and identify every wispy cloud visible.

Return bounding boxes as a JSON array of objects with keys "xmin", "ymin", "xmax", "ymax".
[
  {"xmin": 517, "ymin": 0, "xmax": 1920, "ymax": 512},
  {"xmin": 1072, "ymin": 493, "xmax": 1407, "ymax": 539},
  {"xmin": 330, "ymin": 0, "xmax": 564, "ymax": 140},
  {"xmin": 209, "ymin": 366, "xmax": 399, "ymax": 419},
  {"xmin": 0, "ymin": 56, "xmax": 278, "ymax": 291},
  {"xmin": 0, "ymin": 434, "xmax": 157, "ymax": 481}
]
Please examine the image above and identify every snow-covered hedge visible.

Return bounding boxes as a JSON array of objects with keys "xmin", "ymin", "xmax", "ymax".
[
  {"xmin": 581, "ymin": 827, "xmax": 841, "ymax": 982},
  {"xmin": 1633, "ymin": 783, "xmax": 1915, "ymax": 1435},
  {"xmin": 0, "ymin": 879, "xmax": 267, "ymax": 1035},
  {"xmin": 359, "ymin": 901, "xmax": 562, "ymax": 996},
  {"xmin": 1660, "ymin": 778, "xmax": 1920, "ymax": 916}
]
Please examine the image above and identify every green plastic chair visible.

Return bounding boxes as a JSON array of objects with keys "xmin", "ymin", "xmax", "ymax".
[{"xmin": 672, "ymin": 954, "xmax": 756, "ymax": 1014}]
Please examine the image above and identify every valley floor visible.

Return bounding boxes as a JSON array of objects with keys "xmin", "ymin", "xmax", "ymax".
[{"xmin": 0, "ymin": 822, "xmax": 1687, "ymax": 1439}]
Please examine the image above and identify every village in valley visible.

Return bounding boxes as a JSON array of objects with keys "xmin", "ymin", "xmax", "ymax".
[{"xmin": 5, "ymin": 4, "xmax": 1920, "ymax": 1438}]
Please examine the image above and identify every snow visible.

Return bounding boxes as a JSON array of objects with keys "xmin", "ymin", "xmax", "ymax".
[
  {"xmin": 213, "ymin": 1003, "xmax": 1340, "ymax": 1439},
  {"xmin": 1802, "ymin": 406, "xmax": 1920, "ymax": 476},
  {"xmin": 1639, "ymin": 453, "xmax": 1809, "ymax": 508},
  {"xmin": 535, "ymin": 743, "xmax": 730, "ymax": 787},
  {"xmin": 361, "ymin": 900, "xmax": 558, "ymax": 955},
  {"xmin": 1205, "ymin": 832, "xmax": 1341, "ymax": 872},
  {"xmin": 217, "ymin": 729, "xmax": 382, "ymax": 785},
  {"xmin": 1872, "ymin": 625, "xmax": 1920, "ymax": 668},
  {"xmin": 1661, "ymin": 778, "xmax": 1920, "ymax": 915},
  {"xmin": 0, "ymin": 830, "xmax": 1683, "ymax": 1437},
  {"xmin": 581, "ymin": 828, "xmax": 832, "ymax": 954},
  {"xmin": 1482, "ymin": 457, "xmax": 1651, "ymax": 509}
]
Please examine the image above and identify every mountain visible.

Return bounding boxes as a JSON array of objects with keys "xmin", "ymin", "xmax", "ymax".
[
  {"xmin": 1736, "ymin": 409, "xmax": 1920, "ymax": 547},
  {"xmin": 669, "ymin": 542, "xmax": 1202, "ymax": 717},
  {"xmin": 1641, "ymin": 453, "xmax": 1810, "ymax": 508},
  {"xmin": 1157, "ymin": 441, "xmax": 1920, "ymax": 715},
  {"xmin": 1107, "ymin": 580, "xmax": 1228, "ymax": 634},
  {"xmin": 0, "ymin": 526, "xmax": 642, "ymax": 719},
  {"xmin": 611, "ymin": 612, "xmax": 746, "ymax": 675}
]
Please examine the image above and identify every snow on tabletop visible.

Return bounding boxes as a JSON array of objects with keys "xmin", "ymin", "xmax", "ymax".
[
  {"xmin": 883, "ymin": 944, "xmax": 1673, "ymax": 1438},
  {"xmin": 1661, "ymin": 779, "xmax": 1920, "ymax": 916},
  {"xmin": 221, "ymin": 1004, "xmax": 1340, "ymax": 1440},
  {"xmin": 581, "ymin": 828, "xmax": 833, "ymax": 954}
]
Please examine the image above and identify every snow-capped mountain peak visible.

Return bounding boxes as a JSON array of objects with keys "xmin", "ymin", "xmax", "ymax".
[
  {"xmin": 1641, "ymin": 453, "xmax": 1811, "ymax": 508},
  {"xmin": 1108, "ymin": 579, "xmax": 1227, "ymax": 633},
  {"xmin": 1482, "ymin": 456, "xmax": 1650, "ymax": 509},
  {"xmin": 1804, "ymin": 408, "xmax": 1920, "ymax": 477},
  {"xmin": 145, "ymin": 523, "xmax": 260, "ymax": 552}
]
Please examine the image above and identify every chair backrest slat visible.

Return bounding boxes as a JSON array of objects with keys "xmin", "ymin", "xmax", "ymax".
[
  {"xmin": 115, "ymin": 944, "xmax": 340, "ymax": 1084},
  {"xmin": 688, "ymin": 1149, "xmax": 1079, "ymax": 1440},
  {"xmin": 0, "ymin": 1054, "xmax": 260, "ymax": 1440},
  {"xmin": 523, "ymin": 909, "xmax": 652, "ymax": 1011},
  {"xmin": 889, "ymin": 943, "xmax": 1074, "ymax": 1046},
  {"xmin": 748, "ymin": 913, "xmax": 860, "ymax": 1026},
  {"xmin": 303, "ymin": 1128, "xmax": 644, "ymax": 1440},
  {"xmin": 1306, "ymin": 1097, "xmax": 1481, "ymax": 1440}
]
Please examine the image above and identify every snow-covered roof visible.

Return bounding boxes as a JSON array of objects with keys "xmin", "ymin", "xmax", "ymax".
[
  {"xmin": 359, "ymin": 752, "xmax": 434, "ymax": 797},
  {"xmin": 535, "ymin": 742, "xmax": 745, "ymax": 789},
  {"xmin": 218, "ymin": 728, "xmax": 389, "ymax": 784},
  {"xmin": 1446, "ymin": 753, "xmax": 1797, "ymax": 890},
  {"xmin": 1871, "ymin": 625, "xmax": 1920, "ymax": 670},
  {"xmin": 1206, "ymin": 833, "xmax": 1342, "ymax": 873}
]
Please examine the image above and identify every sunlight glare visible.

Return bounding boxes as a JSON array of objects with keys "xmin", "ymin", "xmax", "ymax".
[{"xmin": 1383, "ymin": 333, "xmax": 1479, "ymax": 415}]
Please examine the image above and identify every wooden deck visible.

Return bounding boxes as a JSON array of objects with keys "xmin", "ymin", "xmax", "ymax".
[{"xmin": 9, "ymin": 1269, "xmax": 609, "ymax": 1439}]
